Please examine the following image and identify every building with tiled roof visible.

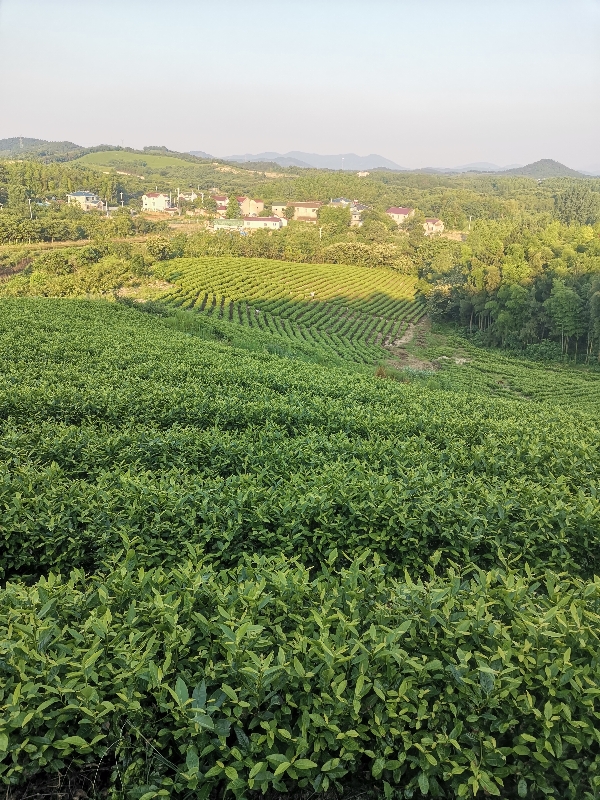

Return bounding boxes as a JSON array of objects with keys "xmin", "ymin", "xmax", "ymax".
[{"xmin": 386, "ymin": 207, "xmax": 415, "ymax": 224}]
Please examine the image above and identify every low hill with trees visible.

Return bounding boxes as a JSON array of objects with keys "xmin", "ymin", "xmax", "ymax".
[{"xmin": 501, "ymin": 158, "xmax": 585, "ymax": 178}]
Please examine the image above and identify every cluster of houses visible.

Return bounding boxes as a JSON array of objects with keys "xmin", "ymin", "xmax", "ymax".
[
  {"xmin": 66, "ymin": 189, "xmax": 445, "ymax": 236},
  {"xmin": 386, "ymin": 206, "xmax": 445, "ymax": 234}
]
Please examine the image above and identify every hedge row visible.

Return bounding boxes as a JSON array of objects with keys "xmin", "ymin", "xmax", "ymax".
[{"xmin": 1, "ymin": 552, "xmax": 599, "ymax": 798}]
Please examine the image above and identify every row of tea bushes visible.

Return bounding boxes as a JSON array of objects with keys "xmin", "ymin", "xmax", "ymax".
[{"xmin": 1, "ymin": 552, "xmax": 599, "ymax": 799}]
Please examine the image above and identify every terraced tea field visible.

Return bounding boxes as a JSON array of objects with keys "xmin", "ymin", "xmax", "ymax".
[{"xmin": 157, "ymin": 256, "xmax": 426, "ymax": 364}]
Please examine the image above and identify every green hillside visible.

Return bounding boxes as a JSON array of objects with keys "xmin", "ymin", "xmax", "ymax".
[
  {"xmin": 74, "ymin": 149, "xmax": 208, "ymax": 171},
  {"xmin": 157, "ymin": 256, "xmax": 425, "ymax": 365},
  {"xmin": 501, "ymin": 159, "xmax": 585, "ymax": 178},
  {"xmin": 0, "ymin": 299, "xmax": 599, "ymax": 798}
]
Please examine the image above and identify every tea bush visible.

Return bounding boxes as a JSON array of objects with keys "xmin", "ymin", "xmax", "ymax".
[
  {"xmin": 0, "ymin": 300, "xmax": 599, "ymax": 583},
  {"xmin": 1, "ymin": 553, "xmax": 599, "ymax": 799}
]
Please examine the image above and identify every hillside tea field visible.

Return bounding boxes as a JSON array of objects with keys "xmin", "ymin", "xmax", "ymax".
[
  {"xmin": 1, "ymin": 298, "xmax": 600, "ymax": 799},
  {"xmin": 157, "ymin": 256, "xmax": 426, "ymax": 365}
]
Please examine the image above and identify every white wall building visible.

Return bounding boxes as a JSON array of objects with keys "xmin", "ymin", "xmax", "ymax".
[
  {"xmin": 243, "ymin": 216, "xmax": 286, "ymax": 230},
  {"xmin": 142, "ymin": 192, "xmax": 172, "ymax": 212},
  {"xmin": 424, "ymin": 218, "xmax": 445, "ymax": 235},
  {"xmin": 67, "ymin": 191, "xmax": 103, "ymax": 211},
  {"xmin": 386, "ymin": 206, "xmax": 415, "ymax": 225}
]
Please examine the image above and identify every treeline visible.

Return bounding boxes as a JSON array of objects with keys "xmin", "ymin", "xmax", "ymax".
[
  {"xmin": 143, "ymin": 211, "xmax": 453, "ymax": 273},
  {"xmin": 0, "ymin": 205, "xmax": 163, "ymax": 244},
  {"xmin": 423, "ymin": 215, "xmax": 600, "ymax": 359}
]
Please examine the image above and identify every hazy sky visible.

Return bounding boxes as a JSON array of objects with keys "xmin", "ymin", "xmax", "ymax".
[{"xmin": 0, "ymin": 0, "xmax": 598, "ymax": 169}]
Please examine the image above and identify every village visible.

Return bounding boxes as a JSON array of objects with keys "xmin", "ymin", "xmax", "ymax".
[{"xmin": 65, "ymin": 187, "xmax": 445, "ymax": 235}]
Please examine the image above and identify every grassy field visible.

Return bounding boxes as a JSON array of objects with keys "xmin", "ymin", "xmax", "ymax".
[
  {"xmin": 74, "ymin": 149, "xmax": 200, "ymax": 171},
  {"xmin": 395, "ymin": 321, "xmax": 600, "ymax": 416}
]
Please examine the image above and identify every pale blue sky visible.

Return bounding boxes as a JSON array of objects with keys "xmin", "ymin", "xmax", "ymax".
[{"xmin": 0, "ymin": 0, "xmax": 598, "ymax": 169}]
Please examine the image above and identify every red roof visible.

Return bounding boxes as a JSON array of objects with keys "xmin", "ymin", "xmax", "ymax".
[
  {"xmin": 243, "ymin": 216, "xmax": 281, "ymax": 223},
  {"xmin": 425, "ymin": 218, "xmax": 442, "ymax": 223},
  {"xmin": 291, "ymin": 201, "xmax": 322, "ymax": 207},
  {"xmin": 386, "ymin": 207, "xmax": 413, "ymax": 215},
  {"xmin": 211, "ymin": 194, "xmax": 228, "ymax": 201},
  {"xmin": 145, "ymin": 192, "xmax": 168, "ymax": 198}
]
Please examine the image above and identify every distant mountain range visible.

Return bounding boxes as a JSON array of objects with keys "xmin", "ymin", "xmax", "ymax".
[
  {"xmin": 2, "ymin": 138, "xmax": 595, "ymax": 178},
  {"xmin": 190, "ymin": 151, "xmax": 534, "ymax": 173},
  {"xmin": 191, "ymin": 151, "xmax": 405, "ymax": 170}
]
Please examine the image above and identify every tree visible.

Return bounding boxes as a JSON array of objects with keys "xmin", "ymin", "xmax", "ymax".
[
  {"xmin": 554, "ymin": 185, "xmax": 600, "ymax": 226},
  {"xmin": 317, "ymin": 205, "xmax": 351, "ymax": 233},
  {"xmin": 544, "ymin": 279, "xmax": 586, "ymax": 354},
  {"xmin": 284, "ymin": 205, "xmax": 295, "ymax": 220},
  {"xmin": 225, "ymin": 196, "xmax": 241, "ymax": 218}
]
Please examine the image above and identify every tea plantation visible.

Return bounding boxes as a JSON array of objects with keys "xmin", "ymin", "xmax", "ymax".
[{"xmin": 1, "ymin": 298, "xmax": 599, "ymax": 799}]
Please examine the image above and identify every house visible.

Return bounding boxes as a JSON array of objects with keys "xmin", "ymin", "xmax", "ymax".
[
  {"xmin": 237, "ymin": 196, "xmax": 265, "ymax": 216},
  {"xmin": 142, "ymin": 192, "xmax": 173, "ymax": 212},
  {"xmin": 386, "ymin": 207, "xmax": 415, "ymax": 225},
  {"xmin": 272, "ymin": 201, "xmax": 322, "ymax": 222},
  {"xmin": 178, "ymin": 190, "xmax": 198, "ymax": 202},
  {"xmin": 66, "ymin": 191, "xmax": 103, "ymax": 211},
  {"xmin": 272, "ymin": 202, "xmax": 288, "ymax": 218},
  {"xmin": 350, "ymin": 202, "xmax": 368, "ymax": 227},
  {"xmin": 329, "ymin": 197, "xmax": 353, "ymax": 207},
  {"xmin": 210, "ymin": 194, "xmax": 229, "ymax": 216},
  {"xmin": 291, "ymin": 201, "xmax": 322, "ymax": 222},
  {"xmin": 424, "ymin": 218, "xmax": 444, "ymax": 235},
  {"xmin": 242, "ymin": 216, "xmax": 286, "ymax": 231}
]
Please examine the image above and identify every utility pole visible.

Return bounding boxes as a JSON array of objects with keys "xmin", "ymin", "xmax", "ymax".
[
  {"xmin": 27, "ymin": 198, "xmax": 33, "ymax": 219},
  {"xmin": 319, "ymin": 226, "xmax": 323, "ymax": 241},
  {"xmin": 468, "ymin": 215, "xmax": 472, "ymax": 231}
]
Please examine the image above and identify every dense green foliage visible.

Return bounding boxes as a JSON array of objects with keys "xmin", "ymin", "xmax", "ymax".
[
  {"xmin": 2, "ymin": 554, "xmax": 599, "ymax": 799},
  {"xmin": 423, "ymin": 218, "xmax": 600, "ymax": 358},
  {"xmin": 2, "ymin": 149, "xmax": 600, "ymax": 797},
  {"xmin": 0, "ymin": 299, "xmax": 598, "ymax": 586}
]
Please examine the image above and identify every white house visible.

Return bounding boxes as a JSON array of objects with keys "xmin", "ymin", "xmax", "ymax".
[
  {"xmin": 243, "ymin": 216, "xmax": 286, "ymax": 230},
  {"xmin": 67, "ymin": 191, "xmax": 103, "ymax": 211},
  {"xmin": 291, "ymin": 201, "xmax": 322, "ymax": 222},
  {"xmin": 350, "ymin": 202, "xmax": 368, "ymax": 227},
  {"xmin": 272, "ymin": 202, "xmax": 288, "ymax": 218},
  {"xmin": 386, "ymin": 207, "xmax": 415, "ymax": 225},
  {"xmin": 142, "ymin": 192, "xmax": 172, "ymax": 212},
  {"xmin": 178, "ymin": 190, "xmax": 198, "ymax": 202},
  {"xmin": 424, "ymin": 218, "xmax": 445, "ymax": 235}
]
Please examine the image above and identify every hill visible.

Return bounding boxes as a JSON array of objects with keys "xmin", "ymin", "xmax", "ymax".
[
  {"xmin": 0, "ymin": 136, "xmax": 83, "ymax": 159},
  {"xmin": 501, "ymin": 158, "xmax": 585, "ymax": 178}
]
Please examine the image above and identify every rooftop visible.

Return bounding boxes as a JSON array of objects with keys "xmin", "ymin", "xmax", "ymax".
[{"xmin": 68, "ymin": 191, "xmax": 98, "ymax": 197}]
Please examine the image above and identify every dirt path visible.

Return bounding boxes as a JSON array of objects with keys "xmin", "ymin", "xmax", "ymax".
[{"xmin": 396, "ymin": 323, "xmax": 415, "ymax": 345}]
